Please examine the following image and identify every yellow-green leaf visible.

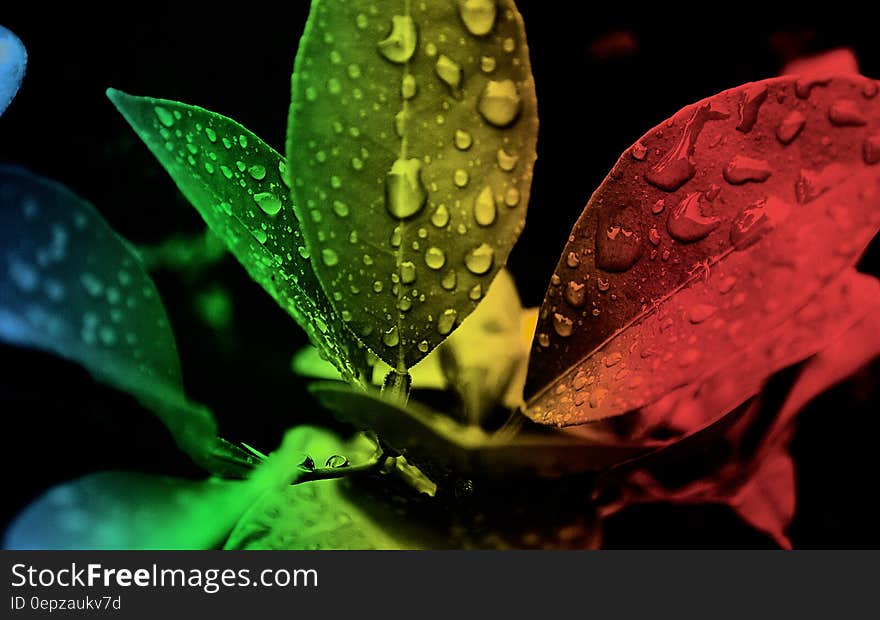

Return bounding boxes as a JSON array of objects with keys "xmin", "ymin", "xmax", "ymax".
[{"xmin": 287, "ymin": 0, "xmax": 538, "ymax": 371}]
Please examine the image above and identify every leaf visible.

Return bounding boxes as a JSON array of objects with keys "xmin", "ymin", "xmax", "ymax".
[
  {"xmin": 607, "ymin": 271, "xmax": 880, "ymax": 444},
  {"xmin": 309, "ymin": 381, "xmax": 658, "ymax": 477},
  {"xmin": 106, "ymin": 89, "xmax": 368, "ymax": 384},
  {"xmin": 0, "ymin": 24, "xmax": 26, "ymax": 117},
  {"xmin": 224, "ymin": 426, "xmax": 435, "ymax": 550},
  {"xmin": 0, "ymin": 166, "xmax": 216, "ymax": 462},
  {"xmin": 287, "ymin": 0, "xmax": 539, "ymax": 371},
  {"xmin": 597, "ymin": 273, "xmax": 880, "ymax": 548},
  {"xmin": 291, "ymin": 267, "xmax": 528, "ymax": 415},
  {"xmin": 525, "ymin": 75, "xmax": 880, "ymax": 426},
  {"xmin": 3, "ymin": 430, "xmax": 309, "ymax": 550}
]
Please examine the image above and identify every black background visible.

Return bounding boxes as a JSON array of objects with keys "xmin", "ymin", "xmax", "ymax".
[{"xmin": 1, "ymin": 2, "xmax": 878, "ymax": 548}]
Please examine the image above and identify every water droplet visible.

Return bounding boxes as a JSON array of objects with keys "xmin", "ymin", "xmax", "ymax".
[
  {"xmin": 667, "ymin": 192, "xmax": 720, "ymax": 243},
  {"xmin": 538, "ymin": 332, "xmax": 550, "ymax": 347},
  {"xmin": 504, "ymin": 187, "xmax": 520, "ymax": 207},
  {"xmin": 589, "ymin": 388, "xmax": 608, "ymax": 409},
  {"xmin": 564, "ymin": 281, "xmax": 586, "ymax": 307},
  {"xmin": 553, "ymin": 313, "xmax": 573, "ymax": 337},
  {"xmin": 480, "ymin": 55, "xmax": 497, "ymax": 73},
  {"xmin": 474, "ymin": 186, "xmax": 496, "ymax": 226},
  {"xmin": 321, "ymin": 248, "xmax": 339, "ymax": 266},
  {"xmin": 248, "ymin": 164, "xmax": 266, "ymax": 180},
  {"xmin": 454, "ymin": 129, "xmax": 473, "ymax": 150},
  {"xmin": 502, "ymin": 37, "xmax": 515, "ymax": 53},
  {"xmin": 253, "ymin": 229, "xmax": 268, "ymax": 244},
  {"xmin": 478, "ymin": 80, "xmax": 522, "ymax": 127},
  {"xmin": 431, "ymin": 204, "xmax": 450, "ymax": 228},
  {"xmin": 465, "ymin": 243, "xmax": 494, "ymax": 275},
  {"xmin": 454, "ymin": 169, "xmax": 470, "ymax": 188},
  {"xmin": 605, "ymin": 352, "xmax": 622, "ymax": 367},
  {"xmin": 438, "ymin": 309, "xmax": 458, "ymax": 335},
  {"xmin": 864, "ymin": 134, "xmax": 880, "ymax": 165},
  {"xmin": 723, "ymin": 155, "xmax": 772, "ymax": 185},
  {"xmin": 347, "ymin": 63, "xmax": 362, "ymax": 79},
  {"xmin": 325, "ymin": 455, "xmax": 349, "ymax": 468},
  {"xmin": 386, "ymin": 158, "xmax": 427, "ymax": 219},
  {"xmin": 238, "ymin": 135, "xmax": 248, "ymax": 148},
  {"xmin": 652, "ymin": 199, "xmax": 665, "ymax": 214},
  {"xmin": 795, "ymin": 76, "xmax": 831, "ymax": 99},
  {"xmin": 383, "ymin": 326, "xmax": 400, "ymax": 347},
  {"xmin": 645, "ymin": 103, "xmax": 717, "ymax": 191},
  {"xmin": 435, "ymin": 54, "xmax": 463, "ymax": 93},
  {"xmin": 441, "ymin": 270, "xmax": 457, "ymax": 290},
  {"xmin": 458, "ymin": 0, "xmax": 497, "ymax": 36},
  {"xmin": 597, "ymin": 277, "xmax": 610, "ymax": 292},
  {"xmin": 776, "ymin": 110, "xmax": 806, "ymax": 145},
  {"xmin": 596, "ymin": 221, "xmax": 643, "ymax": 272},
  {"xmin": 469, "ymin": 284, "xmax": 483, "ymax": 300},
  {"xmin": 401, "ymin": 74, "xmax": 418, "ymax": 100},
  {"xmin": 204, "ymin": 127, "xmax": 217, "ymax": 142},
  {"xmin": 254, "ymin": 192, "xmax": 282, "ymax": 216},
  {"xmin": 497, "ymin": 148, "xmax": 518, "ymax": 171},
  {"xmin": 566, "ymin": 252, "xmax": 580, "ymax": 268},
  {"xmin": 736, "ymin": 84, "xmax": 768, "ymax": 133},
  {"xmin": 378, "ymin": 15, "xmax": 418, "ymax": 64},
  {"xmin": 828, "ymin": 99, "xmax": 866, "ymax": 126},
  {"xmin": 730, "ymin": 196, "xmax": 792, "ymax": 250},
  {"xmin": 648, "ymin": 227, "xmax": 661, "ymax": 245},
  {"xmin": 688, "ymin": 303, "xmax": 717, "ymax": 324},
  {"xmin": 717, "ymin": 276, "xmax": 736, "ymax": 294},
  {"xmin": 401, "ymin": 261, "xmax": 417, "ymax": 284},
  {"xmin": 332, "ymin": 200, "xmax": 350, "ymax": 218},
  {"xmin": 631, "ymin": 141, "xmax": 648, "ymax": 161},
  {"xmin": 425, "ymin": 247, "xmax": 446, "ymax": 270},
  {"xmin": 154, "ymin": 106, "xmax": 175, "ymax": 127}
]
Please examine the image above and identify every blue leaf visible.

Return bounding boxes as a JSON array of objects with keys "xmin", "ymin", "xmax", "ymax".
[
  {"xmin": 0, "ymin": 25, "xmax": 26, "ymax": 117},
  {"xmin": 0, "ymin": 166, "xmax": 216, "ymax": 464}
]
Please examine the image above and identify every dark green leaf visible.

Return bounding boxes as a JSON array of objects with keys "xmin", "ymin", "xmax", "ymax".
[
  {"xmin": 309, "ymin": 381, "xmax": 655, "ymax": 477},
  {"xmin": 107, "ymin": 89, "xmax": 369, "ymax": 383},
  {"xmin": 287, "ymin": 0, "xmax": 538, "ymax": 370}
]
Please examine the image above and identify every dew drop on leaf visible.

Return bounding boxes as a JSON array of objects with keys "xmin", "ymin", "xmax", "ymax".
[{"xmin": 465, "ymin": 243, "xmax": 494, "ymax": 275}]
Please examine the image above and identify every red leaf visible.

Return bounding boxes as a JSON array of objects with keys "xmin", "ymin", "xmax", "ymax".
[
  {"xmin": 524, "ymin": 75, "xmax": 880, "ymax": 426},
  {"xmin": 596, "ymin": 271, "xmax": 880, "ymax": 547}
]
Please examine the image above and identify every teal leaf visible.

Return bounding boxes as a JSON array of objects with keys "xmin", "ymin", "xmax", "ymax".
[
  {"xmin": 0, "ymin": 166, "xmax": 216, "ymax": 464},
  {"xmin": 0, "ymin": 25, "xmax": 26, "ymax": 117},
  {"xmin": 106, "ymin": 89, "xmax": 368, "ymax": 384},
  {"xmin": 287, "ymin": 0, "xmax": 539, "ymax": 370}
]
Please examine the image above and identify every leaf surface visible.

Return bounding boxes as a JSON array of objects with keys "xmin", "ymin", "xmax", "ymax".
[
  {"xmin": 107, "ymin": 89, "xmax": 368, "ymax": 383},
  {"xmin": 287, "ymin": 0, "xmax": 538, "ymax": 370},
  {"xmin": 0, "ymin": 24, "xmax": 26, "ymax": 117},
  {"xmin": 3, "ymin": 431, "xmax": 309, "ymax": 550},
  {"xmin": 0, "ymin": 166, "xmax": 216, "ymax": 461},
  {"xmin": 525, "ymin": 75, "xmax": 880, "ymax": 425},
  {"xmin": 309, "ymin": 381, "xmax": 658, "ymax": 477},
  {"xmin": 225, "ymin": 426, "xmax": 435, "ymax": 549}
]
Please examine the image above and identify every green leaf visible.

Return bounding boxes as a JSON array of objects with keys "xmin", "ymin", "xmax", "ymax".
[
  {"xmin": 524, "ymin": 75, "xmax": 880, "ymax": 425},
  {"xmin": 106, "ymin": 89, "xmax": 369, "ymax": 384},
  {"xmin": 0, "ymin": 166, "xmax": 216, "ymax": 463},
  {"xmin": 287, "ymin": 0, "xmax": 539, "ymax": 371},
  {"xmin": 225, "ymin": 426, "xmax": 436, "ymax": 549}
]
